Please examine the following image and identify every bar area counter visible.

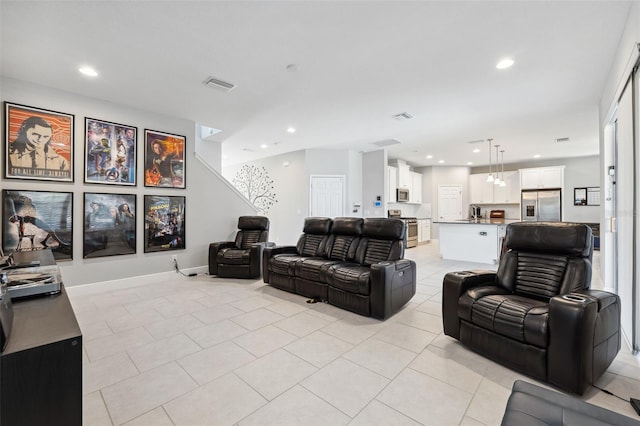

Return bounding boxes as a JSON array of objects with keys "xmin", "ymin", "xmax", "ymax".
[{"xmin": 434, "ymin": 219, "xmax": 521, "ymax": 264}]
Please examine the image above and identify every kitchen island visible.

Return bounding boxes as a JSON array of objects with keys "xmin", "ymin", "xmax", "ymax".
[{"xmin": 435, "ymin": 219, "xmax": 521, "ymax": 264}]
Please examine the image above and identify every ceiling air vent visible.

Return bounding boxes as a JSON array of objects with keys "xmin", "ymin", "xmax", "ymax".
[
  {"xmin": 393, "ymin": 112, "xmax": 414, "ymax": 121},
  {"xmin": 555, "ymin": 137, "xmax": 570, "ymax": 143},
  {"xmin": 371, "ymin": 138, "xmax": 401, "ymax": 148},
  {"xmin": 467, "ymin": 139, "xmax": 486, "ymax": 144},
  {"xmin": 203, "ymin": 76, "xmax": 236, "ymax": 92}
]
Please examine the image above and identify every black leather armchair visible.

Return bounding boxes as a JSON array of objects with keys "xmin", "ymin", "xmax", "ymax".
[
  {"xmin": 209, "ymin": 216, "xmax": 270, "ymax": 279},
  {"xmin": 442, "ymin": 222, "xmax": 621, "ymax": 395}
]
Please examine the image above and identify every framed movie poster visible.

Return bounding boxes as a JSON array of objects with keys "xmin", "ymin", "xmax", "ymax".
[
  {"xmin": 4, "ymin": 102, "xmax": 74, "ymax": 182},
  {"xmin": 2, "ymin": 190, "xmax": 73, "ymax": 261},
  {"xmin": 85, "ymin": 118, "xmax": 137, "ymax": 186},
  {"xmin": 144, "ymin": 195, "xmax": 185, "ymax": 252},
  {"xmin": 144, "ymin": 129, "xmax": 185, "ymax": 188},
  {"xmin": 83, "ymin": 192, "xmax": 136, "ymax": 259}
]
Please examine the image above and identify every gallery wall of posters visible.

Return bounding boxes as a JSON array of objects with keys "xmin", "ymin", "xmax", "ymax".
[
  {"xmin": 4, "ymin": 103, "xmax": 74, "ymax": 182},
  {"xmin": 83, "ymin": 192, "xmax": 136, "ymax": 259},
  {"xmin": 144, "ymin": 129, "xmax": 185, "ymax": 188},
  {"xmin": 85, "ymin": 118, "xmax": 137, "ymax": 186},
  {"xmin": 144, "ymin": 195, "xmax": 185, "ymax": 252},
  {"xmin": 2, "ymin": 190, "xmax": 73, "ymax": 261}
]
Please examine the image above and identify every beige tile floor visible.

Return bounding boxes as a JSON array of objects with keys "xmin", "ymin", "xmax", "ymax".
[{"xmin": 69, "ymin": 242, "xmax": 640, "ymax": 425}]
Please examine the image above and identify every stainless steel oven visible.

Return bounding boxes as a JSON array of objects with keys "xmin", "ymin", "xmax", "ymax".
[{"xmin": 387, "ymin": 210, "xmax": 417, "ymax": 248}]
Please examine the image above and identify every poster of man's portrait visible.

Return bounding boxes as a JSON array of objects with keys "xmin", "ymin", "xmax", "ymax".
[
  {"xmin": 144, "ymin": 129, "xmax": 185, "ymax": 189},
  {"xmin": 2, "ymin": 190, "xmax": 73, "ymax": 261},
  {"xmin": 144, "ymin": 195, "xmax": 185, "ymax": 252},
  {"xmin": 85, "ymin": 118, "xmax": 137, "ymax": 186},
  {"xmin": 83, "ymin": 192, "xmax": 136, "ymax": 259},
  {"xmin": 4, "ymin": 102, "xmax": 74, "ymax": 182}
]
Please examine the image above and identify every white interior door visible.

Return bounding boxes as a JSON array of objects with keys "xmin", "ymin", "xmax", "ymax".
[
  {"xmin": 437, "ymin": 185, "xmax": 463, "ymax": 221},
  {"xmin": 310, "ymin": 175, "xmax": 344, "ymax": 217}
]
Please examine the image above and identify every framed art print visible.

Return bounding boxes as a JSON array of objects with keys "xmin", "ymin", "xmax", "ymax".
[
  {"xmin": 144, "ymin": 129, "xmax": 185, "ymax": 188},
  {"xmin": 85, "ymin": 118, "xmax": 137, "ymax": 186},
  {"xmin": 144, "ymin": 195, "xmax": 185, "ymax": 252},
  {"xmin": 4, "ymin": 102, "xmax": 74, "ymax": 182},
  {"xmin": 2, "ymin": 190, "xmax": 73, "ymax": 261},
  {"xmin": 83, "ymin": 192, "xmax": 136, "ymax": 259}
]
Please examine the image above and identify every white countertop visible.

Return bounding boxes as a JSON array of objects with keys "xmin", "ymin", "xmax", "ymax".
[{"xmin": 434, "ymin": 219, "xmax": 521, "ymax": 225}]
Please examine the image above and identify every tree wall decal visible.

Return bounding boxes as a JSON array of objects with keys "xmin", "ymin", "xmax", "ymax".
[{"xmin": 232, "ymin": 164, "xmax": 278, "ymax": 214}]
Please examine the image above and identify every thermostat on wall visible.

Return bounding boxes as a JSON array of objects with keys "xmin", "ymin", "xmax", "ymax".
[{"xmin": 373, "ymin": 200, "xmax": 382, "ymax": 208}]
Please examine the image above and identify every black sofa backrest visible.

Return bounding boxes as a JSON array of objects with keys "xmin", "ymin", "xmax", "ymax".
[
  {"xmin": 235, "ymin": 216, "xmax": 270, "ymax": 249},
  {"xmin": 497, "ymin": 222, "xmax": 593, "ymax": 301},
  {"xmin": 356, "ymin": 218, "xmax": 405, "ymax": 266},
  {"xmin": 325, "ymin": 217, "xmax": 363, "ymax": 261},
  {"xmin": 296, "ymin": 217, "xmax": 332, "ymax": 257}
]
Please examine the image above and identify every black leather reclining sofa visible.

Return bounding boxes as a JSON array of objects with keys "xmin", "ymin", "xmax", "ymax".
[{"xmin": 262, "ymin": 217, "xmax": 416, "ymax": 319}]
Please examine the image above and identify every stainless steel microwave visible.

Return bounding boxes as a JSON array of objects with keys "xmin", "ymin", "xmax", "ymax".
[{"xmin": 396, "ymin": 188, "xmax": 410, "ymax": 202}]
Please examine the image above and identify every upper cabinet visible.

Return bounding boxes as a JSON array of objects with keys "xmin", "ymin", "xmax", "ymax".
[
  {"xmin": 387, "ymin": 166, "xmax": 397, "ymax": 202},
  {"xmin": 397, "ymin": 163, "xmax": 411, "ymax": 189},
  {"xmin": 520, "ymin": 166, "xmax": 564, "ymax": 189},
  {"xmin": 410, "ymin": 171, "xmax": 422, "ymax": 203},
  {"xmin": 469, "ymin": 171, "xmax": 520, "ymax": 204}
]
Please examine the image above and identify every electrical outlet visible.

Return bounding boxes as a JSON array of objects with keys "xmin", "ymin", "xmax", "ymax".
[{"xmin": 172, "ymin": 255, "xmax": 177, "ymax": 263}]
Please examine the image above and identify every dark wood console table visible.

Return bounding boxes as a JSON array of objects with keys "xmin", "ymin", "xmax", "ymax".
[{"xmin": 0, "ymin": 250, "xmax": 82, "ymax": 426}]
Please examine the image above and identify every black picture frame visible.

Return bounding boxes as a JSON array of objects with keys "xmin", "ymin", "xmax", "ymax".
[
  {"xmin": 4, "ymin": 102, "xmax": 74, "ymax": 182},
  {"xmin": 144, "ymin": 195, "xmax": 185, "ymax": 253},
  {"xmin": 84, "ymin": 118, "xmax": 137, "ymax": 186},
  {"xmin": 143, "ymin": 129, "xmax": 185, "ymax": 189},
  {"xmin": 574, "ymin": 187, "xmax": 587, "ymax": 206},
  {"xmin": 2, "ymin": 189, "xmax": 73, "ymax": 261},
  {"xmin": 83, "ymin": 192, "xmax": 136, "ymax": 259}
]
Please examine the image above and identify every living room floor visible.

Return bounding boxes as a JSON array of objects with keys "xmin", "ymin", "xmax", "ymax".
[{"xmin": 69, "ymin": 242, "xmax": 640, "ymax": 426}]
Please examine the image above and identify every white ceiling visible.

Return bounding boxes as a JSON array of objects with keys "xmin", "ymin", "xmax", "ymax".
[{"xmin": 0, "ymin": 1, "xmax": 631, "ymax": 168}]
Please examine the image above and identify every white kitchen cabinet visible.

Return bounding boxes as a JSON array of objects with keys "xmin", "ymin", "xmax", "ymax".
[
  {"xmin": 410, "ymin": 171, "xmax": 422, "ymax": 203},
  {"xmin": 493, "ymin": 171, "xmax": 520, "ymax": 203},
  {"xmin": 387, "ymin": 166, "xmax": 397, "ymax": 202},
  {"xmin": 397, "ymin": 163, "xmax": 411, "ymax": 189},
  {"xmin": 520, "ymin": 166, "xmax": 564, "ymax": 189},
  {"xmin": 418, "ymin": 219, "xmax": 431, "ymax": 243}
]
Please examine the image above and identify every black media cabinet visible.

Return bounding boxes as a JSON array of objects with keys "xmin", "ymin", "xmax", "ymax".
[{"xmin": 0, "ymin": 250, "xmax": 82, "ymax": 426}]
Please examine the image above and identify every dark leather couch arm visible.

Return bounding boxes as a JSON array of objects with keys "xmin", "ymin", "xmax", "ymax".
[
  {"xmin": 208, "ymin": 241, "xmax": 236, "ymax": 275},
  {"xmin": 369, "ymin": 259, "xmax": 416, "ymax": 320},
  {"xmin": 548, "ymin": 290, "xmax": 621, "ymax": 395},
  {"xmin": 442, "ymin": 270, "xmax": 496, "ymax": 339},
  {"xmin": 262, "ymin": 245, "xmax": 298, "ymax": 283}
]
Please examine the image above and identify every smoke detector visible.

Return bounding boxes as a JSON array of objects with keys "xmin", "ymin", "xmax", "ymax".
[{"xmin": 203, "ymin": 76, "xmax": 236, "ymax": 92}]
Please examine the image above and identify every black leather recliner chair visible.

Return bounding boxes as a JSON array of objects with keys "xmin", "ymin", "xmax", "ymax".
[
  {"xmin": 442, "ymin": 222, "xmax": 621, "ymax": 395},
  {"xmin": 209, "ymin": 216, "xmax": 270, "ymax": 279}
]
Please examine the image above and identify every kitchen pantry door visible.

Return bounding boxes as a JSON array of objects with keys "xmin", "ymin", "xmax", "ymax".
[
  {"xmin": 310, "ymin": 175, "xmax": 344, "ymax": 217},
  {"xmin": 438, "ymin": 185, "xmax": 463, "ymax": 221}
]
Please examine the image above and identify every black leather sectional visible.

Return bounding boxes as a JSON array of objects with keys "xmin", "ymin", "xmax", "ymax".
[{"xmin": 262, "ymin": 217, "xmax": 416, "ymax": 319}]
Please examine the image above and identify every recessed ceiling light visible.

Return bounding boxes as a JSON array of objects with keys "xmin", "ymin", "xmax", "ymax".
[
  {"xmin": 438, "ymin": 160, "xmax": 445, "ymax": 164},
  {"xmin": 287, "ymin": 127, "xmax": 296, "ymax": 133},
  {"xmin": 260, "ymin": 144, "xmax": 268, "ymax": 149},
  {"xmin": 426, "ymin": 155, "xmax": 433, "ymax": 159},
  {"xmin": 496, "ymin": 58, "xmax": 514, "ymax": 69},
  {"xmin": 283, "ymin": 161, "xmax": 290, "ymax": 167},
  {"xmin": 534, "ymin": 154, "xmax": 541, "ymax": 158},
  {"xmin": 467, "ymin": 162, "xmax": 473, "ymax": 165},
  {"xmin": 472, "ymin": 149, "xmax": 480, "ymax": 153},
  {"xmin": 78, "ymin": 66, "xmax": 98, "ymax": 77}
]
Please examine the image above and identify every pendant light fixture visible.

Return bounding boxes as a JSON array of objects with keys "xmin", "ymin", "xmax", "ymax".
[
  {"xmin": 493, "ymin": 144, "xmax": 501, "ymax": 185},
  {"xmin": 486, "ymin": 138, "xmax": 494, "ymax": 182},
  {"xmin": 499, "ymin": 150, "xmax": 507, "ymax": 187}
]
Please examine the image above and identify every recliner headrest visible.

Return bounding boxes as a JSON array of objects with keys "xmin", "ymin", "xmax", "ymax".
[
  {"xmin": 303, "ymin": 217, "xmax": 333, "ymax": 234},
  {"xmin": 505, "ymin": 222, "xmax": 592, "ymax": 257},
  {"xmin": 362, "ymin": 218, "xmax": 404, "ymax": 240},
  {"xmin": 331, "ymin": 217, "xmax": 363, "ymax": 235},
  {"xmin": 238, "ymin": 216, "xmax": 269, "ymax": 231}
]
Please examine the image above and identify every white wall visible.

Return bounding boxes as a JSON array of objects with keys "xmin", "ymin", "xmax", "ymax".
[
  {"xmin": 1, "ymin": 77, "xmax": 256, "ymax": 286},
  {"xmin": 362, "ymin": 150, "xmax": 387, "ymax": 217}
]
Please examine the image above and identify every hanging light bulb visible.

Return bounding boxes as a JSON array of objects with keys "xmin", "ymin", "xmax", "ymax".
[
  {"xmin": 486, "ymin": 138, "xmax": 494, "ymax": 182},
  {"xmin": 499, "ymin": 150, "xmax": 507, "ymax": 187},
  {"xmin": 493, "ymin": 144, "xmax": 501, "ymax": 185}
]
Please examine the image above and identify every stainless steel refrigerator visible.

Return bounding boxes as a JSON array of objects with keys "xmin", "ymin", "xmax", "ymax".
[{"xmin": 521, "ymin": 189, "xmax": 562, "ymax": 221}]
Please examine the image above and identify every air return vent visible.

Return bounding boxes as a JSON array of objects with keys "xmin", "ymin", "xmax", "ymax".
[
  {"xmin": 203, "ymin": 76, "xmax": 236, "ymax": 91},
  {"xmin": 371, "ymin": 139, "xmax": 401, "ymax": 147},
  {"xmin": 555, "ymin": 137, "xmax": 570, "ymax": 143},
  {"xmin": 393, "ymin": 112, "xmax": 414, "ymax": 120}
]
